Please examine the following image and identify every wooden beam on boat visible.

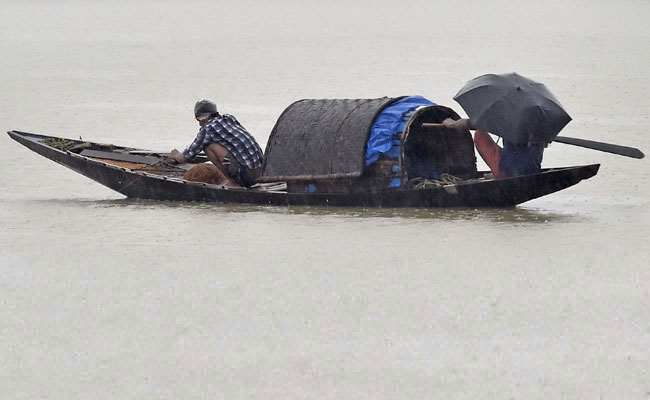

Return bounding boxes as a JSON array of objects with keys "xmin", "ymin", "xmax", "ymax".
[
  {"xmin": 80, "ymin": 149, "xmax": 160, "ymax": 164},
  {"xmin": 263, "ymin": 171, "xmax": 361, "ymax": 182}
]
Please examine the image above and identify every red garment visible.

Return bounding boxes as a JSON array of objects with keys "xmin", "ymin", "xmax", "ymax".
[{"xmin": 474, "ymin": 130, "xmax": 506, "ymax": 179}]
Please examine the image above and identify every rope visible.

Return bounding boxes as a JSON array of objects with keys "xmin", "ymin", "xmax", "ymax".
[
  {"xmin": 134, "ymin": 160, "xmax": 186, "ymax": 176},
  {"xmin": 407, "ymin": 173, "xmax": 481, "ymax": 189},
  {"xmin": 42, "ymin": 138, "xmax": 77, "ymax": 151}
]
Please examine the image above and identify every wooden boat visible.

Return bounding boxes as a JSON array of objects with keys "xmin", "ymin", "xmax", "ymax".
[{"xmin": 7, "ymin": 98, "xmax": 600, "ymax": 207}]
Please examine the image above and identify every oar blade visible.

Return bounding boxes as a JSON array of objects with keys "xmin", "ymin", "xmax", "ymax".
[{"xmin": 553, "ymin": 136, "xmax": 644, "ymax": 159}]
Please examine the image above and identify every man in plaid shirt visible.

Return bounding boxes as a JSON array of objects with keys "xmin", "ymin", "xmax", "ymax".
[{"xmin": 169, "ymin": 99, "xmax": 264, "ymax": 187}]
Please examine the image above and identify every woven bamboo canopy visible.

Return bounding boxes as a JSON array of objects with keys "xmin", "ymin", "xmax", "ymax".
[{"xmin": 260, "ymin": 97, "xmax": 401, "ymax": 182}]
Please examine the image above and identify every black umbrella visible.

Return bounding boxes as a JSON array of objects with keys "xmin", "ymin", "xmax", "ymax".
[{"xmin": 453, "ymin": 72, "xmax": 572, "ymax": 145}]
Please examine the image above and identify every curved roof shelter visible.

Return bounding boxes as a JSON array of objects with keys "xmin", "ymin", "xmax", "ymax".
[{"xmin": 260, "ymin": 97, "xmax": 401, "ymax": 182}]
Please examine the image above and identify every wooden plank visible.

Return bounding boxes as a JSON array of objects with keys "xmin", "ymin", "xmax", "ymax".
[
  {"xmin": 94, "ymin": 158, "xmax": 147, "ymax": 169},
  {"xmin": 80, "ymin": 149, "xmax": 160, "ymax": 164}
]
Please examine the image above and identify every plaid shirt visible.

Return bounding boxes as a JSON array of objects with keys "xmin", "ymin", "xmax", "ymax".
[{"xmin": 183, "ymin": 114, "xmax": 264, "ymax": 170}]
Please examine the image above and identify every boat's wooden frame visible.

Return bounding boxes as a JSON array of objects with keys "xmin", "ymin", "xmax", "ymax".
[{"xmin": 8, "ymin": 130, "xmax": 600, "ymax": 207}]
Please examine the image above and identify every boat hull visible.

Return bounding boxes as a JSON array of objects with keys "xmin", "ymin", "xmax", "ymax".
[{"xmin": 8, "ymin": 130, "xmax": 600, "ymax": 207}]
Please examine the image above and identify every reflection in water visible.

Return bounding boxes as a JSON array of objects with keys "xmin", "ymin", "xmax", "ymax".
[
  {"xmin": 37, "ymin": 197, "xmax": 587, "ymax": 225},
  {"xmin": 267, "ymin": 204, "xmax": 586, "ymax": 225}
]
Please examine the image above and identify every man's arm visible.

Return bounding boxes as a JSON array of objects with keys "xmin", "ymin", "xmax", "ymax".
[
  {"xmin": 442, "ymin": 118, "xmax": 474, "ymax": 131},
  {"xmin": 169, "ymin": 127, "xmax": 207, "ymax": 163}
]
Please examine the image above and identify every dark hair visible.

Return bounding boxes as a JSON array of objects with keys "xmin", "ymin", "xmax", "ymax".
[{"xmin": 194, "ymin": 99, "xmax": 218, "ymax": 119}]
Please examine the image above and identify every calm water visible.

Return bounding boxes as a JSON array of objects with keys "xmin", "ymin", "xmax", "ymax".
[{"xmin": 1, "ymin": 1, "xmax": 649, "ymax": 399}]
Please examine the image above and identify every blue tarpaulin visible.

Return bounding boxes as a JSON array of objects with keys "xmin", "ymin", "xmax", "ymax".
[{"xmin": 365, "ymin": 95, "xmax": 435, "ymax": 166}]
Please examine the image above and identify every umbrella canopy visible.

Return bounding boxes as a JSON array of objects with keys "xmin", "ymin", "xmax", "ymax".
[{"xmin": 453, "ymin": 73, "xmax": 571, "ymax": 145}]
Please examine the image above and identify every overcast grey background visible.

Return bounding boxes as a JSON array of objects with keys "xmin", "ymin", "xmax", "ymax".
[{"xmin": 1, "ymin": 1, "xmax": 649, "ymax": 399}]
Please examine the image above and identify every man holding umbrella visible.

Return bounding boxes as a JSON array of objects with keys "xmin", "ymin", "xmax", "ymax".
[
  {"xmin": 442, "ymin": 117, "xmax": 547, "ymax": 179},
  {"xmin": 442, "ymin": 73, "xmax": 572, "ymax": 179}
]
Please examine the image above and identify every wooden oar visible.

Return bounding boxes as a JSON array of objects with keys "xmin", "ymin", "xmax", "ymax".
[
  {"xmin": 421, "ymin": 123, "xmax": 645, "ymax": 159},
  {"xmin": 552, "ymin": 136, "xmax": 644, "ymax": 159}
]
